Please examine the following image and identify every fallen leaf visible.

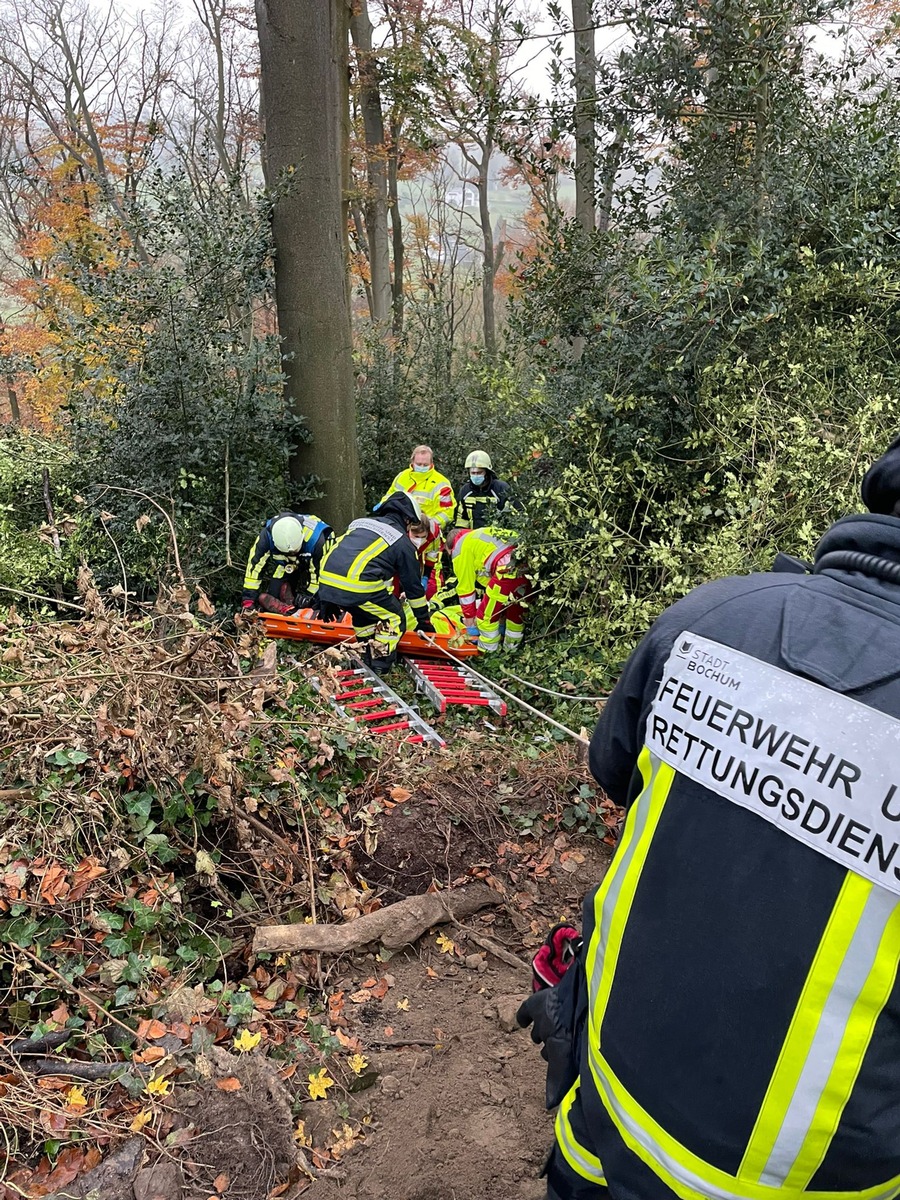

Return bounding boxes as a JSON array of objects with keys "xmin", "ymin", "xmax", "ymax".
[
  {"xmin": 383, "ymin": 1026, "xmax": 394, "ymax": 1037},
  {"xmin": 233, "ymin": 1029, "xmax": 261, "ymax": 1052},
  {"xmin": 134, "ymin": 1046, "xmax": 166, "ymax": 1064},
  {"xmin": 215, "ymin": 1077, "xmax": 242, "ymax": 1092},
  {"xmin": 146, "ymin": 1075, "xmax": 171, "ymax": 1096},
  {"xmin": 335, "ymin": 1028, "xmax": 363, "ymax": 1052},
  {"xmin": 129, "ymin": 1108, "xmax": 153, "ymax": 1132},
  {"xmin": 368, "ymin": 977, "xmax": 390, "ymax": 1000},
  {"xmin": 389, "ymin": 786, "xmax": 411, "ymax": 802},
  {"xmin": 294, "ymin": 1118, "xmax": 312, "ymax": 1147},
  {"xmin": 436, "ymin": 933, "xmax": 456, "ymax": 954},
  {"xmin": 66, "ymin": 1085, "xmax": 88, "ymax": 1110},
  {"xmin": 213, "ymin": 1172, "xmax": 230, "ymax": 1194},
  {"xmin": 137, "ymin": 1018, "xmax": 168, "ymax": 1041},
  {"xmin": 348, "ymin": 1053, "xmax": 369, "ymax": 1075},
  {"xmin": 396, "ymin": 998, "xmax": 410, "ymax": 1012},
  {"xmin": 307, "ymin": 1069, "xmax": 335, "ymax": 1101}
]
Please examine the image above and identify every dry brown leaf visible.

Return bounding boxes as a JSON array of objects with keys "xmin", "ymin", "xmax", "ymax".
[
  {"xmin": 213, "ymin": 1172, "xmax": 230, "ymax": 1194},
  {"xmin": 133, "ymin": 1046, "xmax": 165, "ymax": 1064},
  {"xmin": 389, "ymin": 786, "xmax": 412, "ymax": 803},
  {"xmin": 214, "ymin": 1077, "xmax": 242, "ymax": 1092}
]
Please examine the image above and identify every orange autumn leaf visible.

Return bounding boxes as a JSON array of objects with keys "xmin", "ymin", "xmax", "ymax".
[
  {"xmin": 213, "ymin": 1172, "xmax": 230, "ymax": 1193},
  {"xmin": 214, "ymin": 1077, "xmax": 242, "ymax": 1092},
  {"xmin": 136, "ymin": 1018, "xmax": 168, "ymax": 1041},
  {"xmin": 133, "ymin": 1046, "xmax": 165, "ymax": 1064}
]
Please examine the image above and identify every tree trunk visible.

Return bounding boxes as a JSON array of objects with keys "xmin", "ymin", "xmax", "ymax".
[
  {"xmin": 255, "ymin": 0, "xmax": 364, "ymax": 529},
  {"xmin": 572, "ymin": 0, "xmax": 597, "ymax": 234},
  {"xmin": 350, "ymin": 0, "xmax": 392, "ymax": 330},
  {"xmin": 478, "ymin": 139, "xmax": 497, "ymax": 358},
  {"xmin": 388, "ymin": 117, "xmax": 405, "ymax": 336}
]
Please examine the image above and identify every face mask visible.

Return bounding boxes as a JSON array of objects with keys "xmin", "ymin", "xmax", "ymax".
[
  {"xmin": 413, "ymin": 464, "xmax": 430, "ymax": 473},
  {"xmin": 410, "ymin": 534, "xmax": 427, "ymax": 548},
  {"xmin": 469, "ymin": 473, "xmax": 485, "ymax": 486}
]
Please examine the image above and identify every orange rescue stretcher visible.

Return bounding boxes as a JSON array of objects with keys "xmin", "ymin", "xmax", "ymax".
[{"xmin": 259, "ymin": 607, "xmax": 480, "ymax": 660}]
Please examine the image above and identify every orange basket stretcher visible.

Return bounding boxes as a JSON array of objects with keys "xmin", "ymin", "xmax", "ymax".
[{"xmin": 259, "ymin": 608, "xmax": 480, "ymax": 660}]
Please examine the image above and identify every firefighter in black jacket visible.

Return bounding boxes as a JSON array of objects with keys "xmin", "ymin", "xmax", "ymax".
[
  {"xmin": 456, "ymin": 450, "xmax": 511, "ymax": 530},
  {"xmin": 317, "ymin": 493, "xmax": 433, "ymax": 675},
  {"xmin": 521, "ymin": 433, "xmax": 900, "ymax": 1200}
]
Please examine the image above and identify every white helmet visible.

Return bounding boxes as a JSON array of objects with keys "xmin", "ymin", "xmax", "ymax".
[
  {"xmin": 270, "ymin": 515, "xmax": 306, "ymax": 553},
  {"xmin": 465, "ymin": 450, "xmax": 493, "ymax": 472}
]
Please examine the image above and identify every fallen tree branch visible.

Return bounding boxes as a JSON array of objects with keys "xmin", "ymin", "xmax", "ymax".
[
  {"xmin": 1, "ymin": 1030, "xmax": 75, "ymax": 1056},
  {"xmin": 252, "ymin": 883, "xmax": 501, "ymax": 954},
  {"xmin": 11, "ymin": 1056, "xmax": 140, "ymax": 1080}
]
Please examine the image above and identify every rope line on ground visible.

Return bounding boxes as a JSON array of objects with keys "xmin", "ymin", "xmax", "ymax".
[
  {"xmin": 421, "ymin": 634, "xmax": 590, "ymax": 746},
  {"xmin": 494, "ymin": 664, "xmax": 609, "ymax": 703}
]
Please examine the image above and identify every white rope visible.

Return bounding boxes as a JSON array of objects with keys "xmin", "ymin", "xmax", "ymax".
[
  {"xmin": 495, "ymin": 665, "xmax": 608, "ymax": 703},
  {"xmin": 420, "ymin": 635, "xmax": 590, "ymax": 746}
]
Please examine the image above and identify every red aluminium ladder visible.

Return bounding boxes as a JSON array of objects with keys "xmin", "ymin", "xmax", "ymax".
[
  {"xmin": 405, "ymin": 657, "xmax": 507, "ymax": 717},
  {"xmin": 312, "ymin": 655, "xmax": 446, "ymax": 748}
]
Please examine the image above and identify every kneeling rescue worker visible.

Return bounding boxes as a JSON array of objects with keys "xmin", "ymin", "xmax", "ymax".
[
  {"xmin": 451, "ymin": 527, "xmax": 528, "ymax": 652},
  {"xmin": 518, "ymin": 433, "xmax": 900, "ymax": 1199},
  {"xmin": 242, "ymin": 512, "xmax": 333, "ymax": 614},
  {"xmin": 316, "ymin": 494, "xmax": 432, "ymax": 675}
]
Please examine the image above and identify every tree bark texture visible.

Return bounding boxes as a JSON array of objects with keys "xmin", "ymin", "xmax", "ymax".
[
  {"xmin": 255, "ymin": 0, "xmax": 364, "ymax": 529},
  {"xmin": 350, "ymin": 0, "xmax": 392, "ymax": 329},
  {"xmin": 572, "ymin": 0, "xmax": 597, "ymax": 234}
]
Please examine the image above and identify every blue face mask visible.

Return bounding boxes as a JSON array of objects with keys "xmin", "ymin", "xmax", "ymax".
[
  {"xmin": 469, "ymin": 473, "xmax": 485, "ymax": 486},
  {"xmin": 413, "ymin": 464, "xmax": 430, "ymax": 473}
]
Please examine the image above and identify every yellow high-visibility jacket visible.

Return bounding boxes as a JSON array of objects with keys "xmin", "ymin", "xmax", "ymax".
[{"xmin": 379, "ymin": 467, "xmax": 456, "ymax": 530}]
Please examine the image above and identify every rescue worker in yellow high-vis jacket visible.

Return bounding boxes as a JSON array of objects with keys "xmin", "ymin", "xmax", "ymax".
[
  {"xmin": 518, "ymin": 432, "xmax": 900, "ymax": 1200},
  {"xmin": 450, "ymin": 527, "xmax": 529, "ymax": 652},
  {"xmin": 378, "ymin": 444, "xmax": 456, "ymax": 532}
]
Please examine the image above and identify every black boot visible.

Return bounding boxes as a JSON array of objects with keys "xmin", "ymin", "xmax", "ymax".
[{"xmin": 369, "ymin": 649, "xmax": 397, "ymax": 676}]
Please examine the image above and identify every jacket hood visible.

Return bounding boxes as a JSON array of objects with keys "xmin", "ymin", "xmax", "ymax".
[
  {"xmin": 861, "ymin": 433, "xmax": 900, "ymax": 514},
  {"xmin": 376, "ymin": 494, "xmax": 419, "ymax": 526},
  {"xmin": 814, "ymin": 512, "xmax": 900, "ymax": 566}
]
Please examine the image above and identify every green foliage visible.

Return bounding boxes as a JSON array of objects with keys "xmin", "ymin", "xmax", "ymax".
[
  {"xmin": 508, "ymin": 37, "xmax": 900, "ymax": 660},
  {"xmin": 0, "ymin": 171, "xmax": 308, "ymax": 601}
]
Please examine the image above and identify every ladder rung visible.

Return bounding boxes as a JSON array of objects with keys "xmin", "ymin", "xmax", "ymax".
[
  {"xmin": 371, "ymin": 719, "xmax": 410, "ymax": 733},
  {"xmin": 357, "ymin": 708, "xmax": 398, "ymax": 722}
]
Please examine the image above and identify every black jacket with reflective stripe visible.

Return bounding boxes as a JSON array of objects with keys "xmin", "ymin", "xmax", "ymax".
[
  {"xmin": 579, "ymin": 513, "xmax": 900, "ymax": 1198},
  {"xmin": 317, "ymin": 514, "xmax": 426, "ymax": 608},
  {"xmin": 456, "ymin": 474, "xmax": 510, "ymax": 530}
]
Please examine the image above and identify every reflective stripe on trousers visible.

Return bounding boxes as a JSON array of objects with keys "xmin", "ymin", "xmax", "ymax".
[
  {"xmin": 583, "ymin": 748, "xmax": 900, "ymax": 1200},
  {"xmin": 556, "ymin": 1080, "xmax": 607, "ymax": 1186}
]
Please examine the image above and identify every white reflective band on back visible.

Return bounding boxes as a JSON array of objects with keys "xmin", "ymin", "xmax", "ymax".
[
  {"xmin": 647, "ymin": 633, "xmax": 900, "ymax": 895},
  {"xmin": 348, "ymin": 518, "xmax": 402, "ymax": 545},
  {"xmin": 761, "ymin": 884, "xmax": 898, "ymax": 1185}
]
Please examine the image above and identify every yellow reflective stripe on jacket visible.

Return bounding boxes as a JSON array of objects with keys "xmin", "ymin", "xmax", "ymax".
[
  {"xmin": 583, "ymin": 749, "xmax": 900, "ymax": 1200},
  {"xmin": 556, "ymin": 1081, "xmax": 606, "ymax": 1185},
  {"xmin": 318, "ymin": 534, "xmax": 389, "ymax": 594},
  {"xmin": 587, "ymin": 749, "xmax": 672, "ymax": 1023},
  {"xmin": 741, "ymin": 875, "xmax": 900, "ymax": 1190}
]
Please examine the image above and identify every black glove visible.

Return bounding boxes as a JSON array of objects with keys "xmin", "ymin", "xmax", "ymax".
[
  {"xmin": 316, "ymin": 601, "xmax": 343, "ymax": 624},
  {"xmin": 517, "ymin": 984, "xmax": 577, "ymax": 1110},
  {"xmin": 416, "ymin": 617, "xmax": 435, "ymax": 634}
]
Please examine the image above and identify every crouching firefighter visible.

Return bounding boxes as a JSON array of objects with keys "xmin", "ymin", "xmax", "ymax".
[
  {"xmin": 316, "ymin": 494, "xmax": 433, "ymax": 675},
  {"xmin": 451, "ymin": 527, "xmax": 529, "ymax": 652},
  {"xmin": 520, "ymin": 431, "xmax": 900, "ymax": 1200},
  {"xmin": 242, "ymin": 512, "xmax": 333, "ymax": 614}
]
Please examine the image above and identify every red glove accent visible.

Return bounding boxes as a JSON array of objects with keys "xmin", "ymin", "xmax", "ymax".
[{"xmin": 531, "ymin": 924, "xmax": 582, "ymax": 991}]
